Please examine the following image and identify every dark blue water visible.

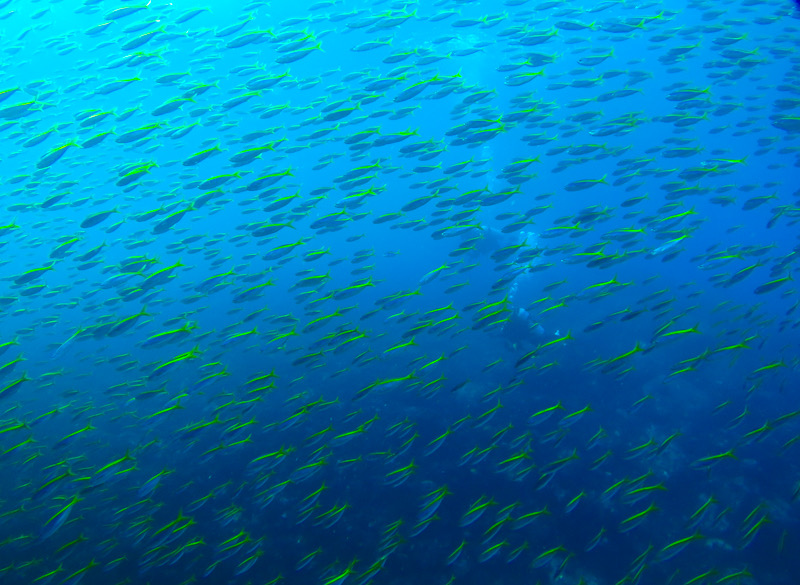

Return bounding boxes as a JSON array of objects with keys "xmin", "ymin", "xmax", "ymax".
[{"xmin": 1, "ymin": 1, "xmax": 799, "ymax": 584}]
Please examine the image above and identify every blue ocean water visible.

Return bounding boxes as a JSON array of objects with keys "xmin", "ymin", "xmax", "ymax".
[{"xmin": 1, "ymin": 0, "xmax": 799, "ymax": 584}]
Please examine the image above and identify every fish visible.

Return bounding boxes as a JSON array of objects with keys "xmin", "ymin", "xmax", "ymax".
[{"xmin": 39, "ymin": 495, "xmax": 81, "ymax": 541}]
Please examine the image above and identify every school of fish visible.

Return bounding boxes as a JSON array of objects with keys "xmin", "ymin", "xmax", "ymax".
[{"xmin": 0, "ymin": 0, "xmax": 799, "ymax": 584}]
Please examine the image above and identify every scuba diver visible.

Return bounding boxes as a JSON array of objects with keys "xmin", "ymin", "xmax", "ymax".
[
  {"xmin": 421, "ymin": 223, "xmax": 551, "ymax": 349},
  {"xmin": 501, "ymin": 306, "xmax": 546, "ymax": 350}
]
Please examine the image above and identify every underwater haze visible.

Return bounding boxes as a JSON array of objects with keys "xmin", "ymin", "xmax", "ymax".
[{"xmin": 1, "ymin": 0, "xmax": 800, "ymax": 584}]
